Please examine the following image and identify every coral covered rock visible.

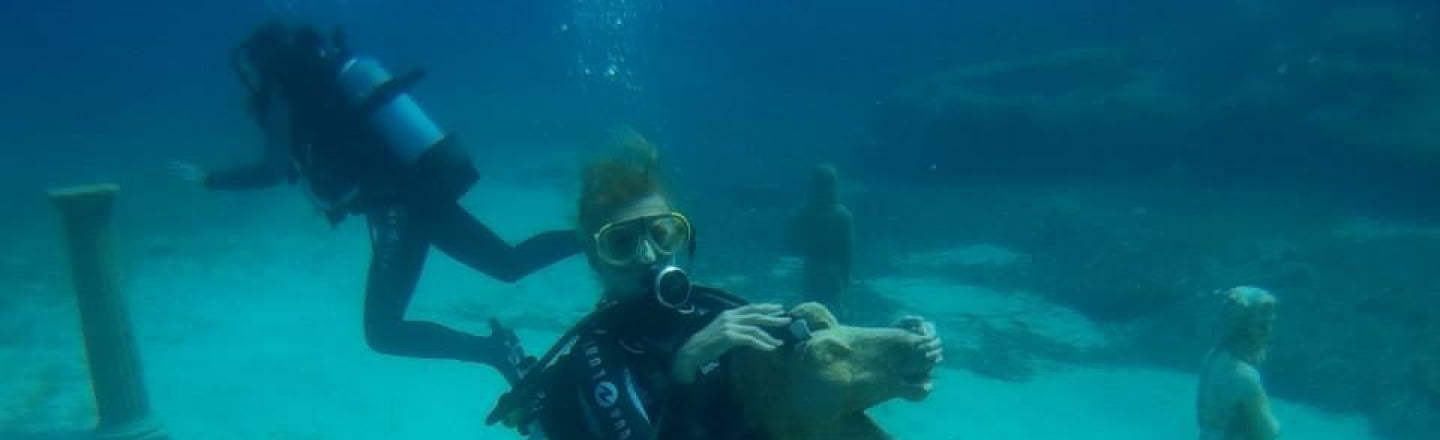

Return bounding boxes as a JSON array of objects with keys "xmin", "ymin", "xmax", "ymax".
[{"xmin": 868, "ymin": 47, "xmax": 1197, "ymax": 181}]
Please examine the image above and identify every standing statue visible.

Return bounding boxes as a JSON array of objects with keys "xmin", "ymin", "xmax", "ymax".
[
  {"xmin": 1197, "ymin": 286, "xmax": 1282, "ymax": 440},
  {"xmin": 790, "ymin": 164, "xmax": 855, "ymax": 317}
]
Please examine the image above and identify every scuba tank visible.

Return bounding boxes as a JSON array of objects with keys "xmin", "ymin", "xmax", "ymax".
[
  {"xmin": 336, "ymin": 57, "xmax": 445, "ymax": 166},
  {"xmin": 332, "ymin": 52, "xmax": 479, "ymax": 205}
]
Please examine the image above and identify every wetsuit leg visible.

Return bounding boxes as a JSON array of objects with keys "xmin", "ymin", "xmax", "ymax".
[
  {"xmin": 427, "ymin": 201, "xmax": 582, "ymax": 283},
  {"xmin": 362, "ymin": 202, "xmax": 502, "ymax": 366}
]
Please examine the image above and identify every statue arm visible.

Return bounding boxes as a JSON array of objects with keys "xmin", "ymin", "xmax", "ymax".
[{"xmin": 1238, "ymin": 367, "xmax": 1281, "ymax": 439}]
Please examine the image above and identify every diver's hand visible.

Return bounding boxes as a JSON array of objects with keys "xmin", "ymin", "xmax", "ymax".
[
  {"xmin": 895, "ymin": 315, "xmax": 943, "ymax": 364},
  {"xmin": 169, "ymin": 161, "xmax": 208, "ymax": 186},
  {"xmin": 480, "ymin": 318, "xmax": 527, "ymax": 384},
  {"xmin": 672, "ymin": 303, "xmax": 792, "ymax": 384}
]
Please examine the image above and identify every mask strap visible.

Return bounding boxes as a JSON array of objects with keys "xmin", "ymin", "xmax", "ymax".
[{"xmin": 686, "ymin": 223, "xmax": 698, "ymax": 263}]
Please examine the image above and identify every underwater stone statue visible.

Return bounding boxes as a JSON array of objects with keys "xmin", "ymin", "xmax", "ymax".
[
  {"xmin": 1197, "ymin": 286, "xmax": 1281, "ymax": 440},
  {"xmin": 790, "ymin": 164, "xmax": 854, "ymax": 317},
  {"xmin": 727, "ymin": 302, "xmax": 941, "ymax": 440}
]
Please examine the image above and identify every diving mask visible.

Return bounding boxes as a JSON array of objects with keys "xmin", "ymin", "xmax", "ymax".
[{"xmin": 592, "ymin": 212, "xmax": 692, "ymax": 266}]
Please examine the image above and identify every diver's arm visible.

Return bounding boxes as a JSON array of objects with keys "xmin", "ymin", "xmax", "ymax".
[
  {"xmin": 201, "ymin": 102, "xmax": 295, "ymax": 191},
  {"xmin": 671, "ymin": 303, "xmax": 790, "ymax": 384},
  {"xmin": 201, "ymin": 156, "xmax": 290, "ymax": 190},
  {"xmin": 657, "ymin": 358, "xmax": 734, "ymax": 439},
  {"xmin": 201, "ymin": 126, "xmax": 293, "ymax": 190},
  {"xmin": 170, "ymin": 159, "xmax": 285, "ymax": 190}
]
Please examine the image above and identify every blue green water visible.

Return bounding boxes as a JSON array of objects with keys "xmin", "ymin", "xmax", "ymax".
[{"xmin": 3, "ymin": 1, "xmax": 1438, "ymax": 439}]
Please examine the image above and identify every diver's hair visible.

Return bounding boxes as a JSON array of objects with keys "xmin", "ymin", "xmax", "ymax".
[
  {"xmin": 236, "ymin": 21, "xmax": 336, "ymax": 115},
  {"xmin": 577, "ymin": 125, "xmax": 666, "ymax": 234},
  {"xmin": 240, "ymin": 22, "xmax": 322, "ymax": 75}
]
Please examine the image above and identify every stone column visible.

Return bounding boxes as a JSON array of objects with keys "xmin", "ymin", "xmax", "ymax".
[{"xmin": 50, "ymin": 184, "xmax": 167, "ymax": 440}]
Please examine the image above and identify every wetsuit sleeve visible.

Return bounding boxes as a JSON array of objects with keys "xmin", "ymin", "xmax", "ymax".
[
  {"xmin": 656, "ymin": 358, "xmax": 738, "ymax": 439},
  {"xmin": 656, "ymin": 290, "xmax": 747, "ymax": 439},
  {"xmin": 205, "ymin": 103, "xmax": 294, "ymax": 191},
  {"xmin": 203, "ymin": 154, "xmax": 290, "ymax": 190}
]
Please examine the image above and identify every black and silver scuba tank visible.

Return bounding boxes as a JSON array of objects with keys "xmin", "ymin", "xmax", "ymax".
[
  {"xmin": 332, "ymin": 53, "xmax": 479, "ymax": 204},
  {"xmin": 336, "ymin": 57, "xmax": 444, "ymax": 166}
]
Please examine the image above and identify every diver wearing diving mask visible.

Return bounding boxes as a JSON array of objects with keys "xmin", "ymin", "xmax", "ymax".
[
  {"xmin": 168, "ymin": 22, "xmax": 581, "ymax": 382},
  {"xmin": 487, "ymin": 174, "xmax": 810, "ymax": 439},
  {"xmin": 591, "ymin": 211, "xmax": 697, "ymax": 308}
]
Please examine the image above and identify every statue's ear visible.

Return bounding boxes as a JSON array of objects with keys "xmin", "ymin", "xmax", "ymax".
[{"xmin": 790, "ymin": 302, "xmax": 839, "ymax": 330}]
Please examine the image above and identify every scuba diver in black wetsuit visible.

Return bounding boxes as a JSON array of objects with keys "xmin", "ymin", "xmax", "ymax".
[
  {"xmin": 169, "ymin": 22, "xmax": 580, "ymax": 381},
  {"xmin": 484, "ymin": 130, "xmax": 803, "ymax": 440}
]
